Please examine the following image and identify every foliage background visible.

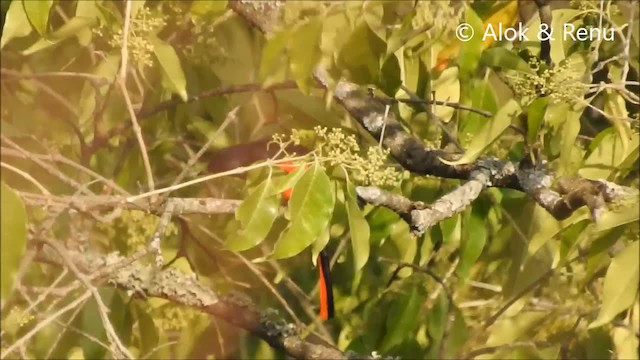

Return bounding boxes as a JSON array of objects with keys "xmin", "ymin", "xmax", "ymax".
[{"xmin": 0, "ymin": 0, "xmax": 639, "ymax": 359}]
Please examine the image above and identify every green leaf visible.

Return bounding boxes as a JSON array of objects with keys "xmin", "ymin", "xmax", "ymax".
[
  {"xmin": 460, "ymin": 80, "xmax": 497, "ymax": 142},
  {"xmin": 1, "ymin": 0, "xmax": 32, "ymax": 48},
  {"xmin": 457, "ymin": 6, "xmax": 484, "ymax": 79},
  {"xmin": 380, "ymin": 284, "xmax": 423, "ymax": 352},
  {"xmin": 175, "ymin": 313, "xmax": 209, "ymax": 359},
  {"xmin": 527, "ymin": 97, "xmax": 548, "ymax": 145},
  {"xmin": 558, "ymin": 110, "xmax": 581, "ymax": 175},
  {"xmin": 337, "ymin": 21, "xmax": 386, "ymax": 85},
  {"xmin": 457, "ymin": 204, "xmax": 488, "ymax": 279},
  {"xmin": 480, "ymin": 47, "xmax": 532, "ymax": 73},
  {"xmin": 226, "ymin": 178, "xmax": 280, "ymax": 252},
  {"xmin": 389, "ymin": 220, "xmax": 417, "ymax": 277},
  {"xmin": 346, "ymin": 183, "xmax": 370, "ymax": 272},
  {"xmin": 431, "ymin": 67, "xmax": 461, "ymax": 122},
  {"xmin": 191, "ymin": 0, "xmax": 228, "ymax": 17},
  {"xmin": 134, "ymin": 303, "xmax": 158, "ymax": 357},
  {"xmin": 367, "ymin": 207, "xmax": 399, "ymax": 246},
  {"xmin": 1, "ymin": 182, "xmax": 27, "ymax": 306},
  {"xmin": 442, "ymin": 98, "xmax": 521, "ymax": 165},
  {"xmin": 22, "ymin": 16, "xmax": 97, "ymax": 55},
  {"xmin": 259, "ymin": 29, "xmax": 291, "ymax": 83},
  {"xmin": 311, "ymin": 226, "xmax": 331, "ymax": 265},
  {"xmin": 613, "ymin": 326, "xmax": 639, "ymax": 360},
  {"xmin": 288, "ymin": 18, "xmax": 323, "ymax": 93},
  {"xmin": 269, "ymin": 165, "xmax": 306, "ymax": 196},
  {"xmin": 150, "ymin": 36, "xmax": 188, "ymax": 102},
  {"xmin": 23, "ymin": 0, "xmax": 52, "ymax": 36},
  {"xmin": 589, "ymin": 241, "xmax": 639, "ymax": 328},
  {"xmin": 81, "ymin": 288, "xmax": 116, "ymax": 359},
  {"xmin": 487, "ymin": 311, "xmax": 547, "ymax": 346},
  {"xmin": 272, "ymin": 164, "xmax": 335, "ymax": 259},
  {"xmin": 580, "ymin": 130, "xmax": 640, "ymax": 180},
  {"xmin": 594, "ymin": 197, "xmax": 640, "ymax": 232}
]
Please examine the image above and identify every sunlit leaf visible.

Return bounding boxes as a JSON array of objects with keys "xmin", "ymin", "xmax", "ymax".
[
  {"xmin": 442, "ymin": 99, "xmax": 521, "ymax": 165},
  {"xmin": 150, "ymin": 36, "xmax": 188, "ymax": 101},
  {"xmin": 589, "ymin": 241, "xmax": 639, "ymax": 328},
  {"xmin": 580, "ymin": 130, "xmax": 639, "ymax": 180},
  {"xmin": 289, "ymin": 18, "xmax": 323, "ymax": 93},
  {"xmin": 612, "ymin": 326, "xmax": 639, "ymax": 360},
  {"xmin": 337, "ymin": 21, "xmax": 386, "ymax": 85},
  {"xmin": 22, "ymin": 17, "xmax": 97, "ymax": 55},
  {"xmin": 346, "ymin": 183, "xmax": 370, "ymax": 272},
  {"xmin": 527, "ymin": 97, "xmax": 548, "ymax": 145},
  {"xmin": 272, "ymin": 164, "xmax": 335, "ymax": 259},
  {"xmin": 190, "ymin": 0, "xmax": 227, "ymax": 17},
  {"xmin": 431, "ymin": 67, "xmax": 461, "ymax": 122},
  {"xmin": 457, "ymin": 6, "xmax": 484, "ymax": 79},
  {"xmin": 1, "ymin": 0, "xmax": 33, "ymax": 48},
  {"xmin": 389, "ymin": 220, "xmax": 417, "ymax": 278},
  {"xmin": 480, "ymin": 47, "xmax": 532, "ymax": 73},
  {"xmin": 23, "ymin": 0, "xmax": 52, "ymax": 36},
  {"xmin": 259, "ymin": 29, "xmax": 291, "ymax": 83},
  {"xmin": 595, "ymin": 195, "xmax": 640, "ymax": 232},
  {"xmin": 226, "ymin": 178, "xmax": 280, "ymax": 252},
  {"xmin": 457, "ymin": 203, "xmax": 488, "ymax": 279},
  {"xmin": 487, "ymin": 311, "xmax": 547, "ymax": 346}
]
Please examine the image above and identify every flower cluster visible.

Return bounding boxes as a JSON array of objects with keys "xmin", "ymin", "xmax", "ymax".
[
  {"xmin": 508, "ymin": 58, "xmax": 586, "ymax": 104},
  {"xmin": 151, "ymin": 302, "xmax": 201, "ymax": 332},
  {"xmin": 278, "ymin": 127, "xmax": 403, "ymax": 188},
  {"xmin": 95, "ymin": 7, "xmax": 166, "ymax": 69},
  {"xmin": 98, "ymin": 210, "xmax": 177, "ymax": 254}
]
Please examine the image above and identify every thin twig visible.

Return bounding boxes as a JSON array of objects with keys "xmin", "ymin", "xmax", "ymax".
[
  {"xmin": 117, "ymin": 0, "xmax": 154, "ymax": 192},
  {"xmin": 43, "ymin": 239, "xmax": 134, "ymax": 359},
  {"xmin": 170, "ymin": 106, "xmax": 239, "ymax": 188},
  {"xmin": 1, "ymin": 136, "xmax": 95, "ymax": 195},
  {"xmin": 1, "ymin": 291, "xmax": 92, "ymax": 359},
  {"xmin": 0, "ymin": 162, "xmax": 50, "ymax": 195},
  {"xmin": 1, "ymin": 146, "xmax": 129, "ymax": 195},
  {"xmin": 125, "ymin": 155, "xmax": 309, "ymax": 203}
]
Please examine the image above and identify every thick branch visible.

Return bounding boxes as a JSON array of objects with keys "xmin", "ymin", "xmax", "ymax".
[
  {"xmin": 39, "ymin": 247, "xmax": 365, "ymax": 360},
  {"xmin": 18, "ymin": 193, "xmax": 241, "ymax": 215},
  {"xmin": 227, "ymin": 1, "xmax": 636, "ymax": 224}
]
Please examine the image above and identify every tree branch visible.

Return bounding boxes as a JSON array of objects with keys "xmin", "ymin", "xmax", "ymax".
[
  {"xmin": 36, "ymin": 246, "xmax": 370, "ymax": 360},
  {"xmin": 227, "ymin": 0, "xmax": 636, "ymax": 228}
]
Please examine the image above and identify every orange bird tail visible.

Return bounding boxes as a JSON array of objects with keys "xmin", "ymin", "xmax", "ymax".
[{"xmin": 317, "ymin": 250, "xmax": 334, "ymax": 320}]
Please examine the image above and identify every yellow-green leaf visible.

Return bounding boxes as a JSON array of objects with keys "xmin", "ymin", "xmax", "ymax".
[
  {"xmin": 589, "ymin": 241, "xmax": 639, "ymax": 328},
  {"xmin": 1, "ymin": 182, "xmax": 28, "ymax": 306},
  {"xmin": 150, "ymin": 36, "xmax": 188, "ymax": 101},
  {"xmin": 288, "ymin": 18, "xmax": 323, "ymax": 93},
  {"xmin": 457, "ymin": 6, "xmax": 484, "ymax": 78},
  {"xmin": 457, "ymin": 204, "xmax": 488, "ymax": 279},
  {"xmin": 259, "ymin": 29, "xmax": 291, "ymax": 84},
  {"xmin": 272, "ymin": 164, "xmax": 335, "ymax": 259},
  {"xmin": 442, "ymin": 98, "xmax": 521, "ymax": 165},
  {"xmin": 226, "ymin": 178, "xmax": 280, "ymax": 252},
  {"xmin": 346, "ymin": 183, "xmax": 370, "ymax": 272},
  {"xmin": 380, "ymin": 284, "xmax": 423, "ymax": 352},
  {"xmin": 22, "ymin": 16, "xmax": 97, "ymax": 55},
  {"xmin": 23, "ymin": 0, "xmax": 52, "ymax": 36},
  {"xmin": 336, "ymin": 21, "xmax": 386, "ymax": 86},
  {"xmin": 1, "ymin": 0, "xmax": 32, "ymax": 48},
  {"xmin": 389, "ymin": 220, "xmax": 417, "ymax": 278},
  {"xmin": 190, "ymin": 0, "xmax": 227, "ymax": 17}
]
